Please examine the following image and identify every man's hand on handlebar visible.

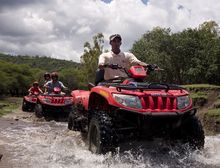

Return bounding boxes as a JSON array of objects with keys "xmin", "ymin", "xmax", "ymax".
[
  {"xmin": 146, "ymin": 64, "xmax": 164, "ymax": 72},
  {"xmin": 99, "ymin": 63, "xmax": 163, "ymax": 71}
]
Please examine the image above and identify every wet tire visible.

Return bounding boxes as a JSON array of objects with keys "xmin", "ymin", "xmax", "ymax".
[
  {"xmin": 22, "ymin": 99, "xmax": 29, "ymax": 112},
  {"xmin": 179, "ymin": 116, "xmax": 205, "ymax": 149},
  {"xmin": 68, "ymin": 110, "xmax": 74, "ymax": 130},
  {"xmin": 88, "ymin": 111, "xmax": 115, "ymax": 154},
  {"xmin": 35, "ymin": 103, "xmax": 43, "ymax": 118}
]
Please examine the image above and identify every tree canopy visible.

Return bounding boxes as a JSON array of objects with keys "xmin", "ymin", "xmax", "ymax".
[{"xmin": 131, "ymin": 21, "xmax": 220, "ymax": 85}]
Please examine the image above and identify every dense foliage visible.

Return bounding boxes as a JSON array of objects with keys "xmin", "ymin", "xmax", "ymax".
[
  {"xmin": 0, "ymin": 55, "xmax": 82, "ymax": 96},
  {"xmin": 0, "ymin": 21, "xmax": 220, "ymax": 96},
  {"xmin": 0, "ymin": 60, "xmax": 43, "ymax": 96},
  {"xmin": 131, "ymin": 21, "xmax": 220, "ymax": 85}
]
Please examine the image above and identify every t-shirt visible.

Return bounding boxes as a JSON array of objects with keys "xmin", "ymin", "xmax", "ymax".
[
  {"xmin": 98, "ymin": 51, "xmax": 141, "ymax": 80},
  {"xmin": 29, "ymin": 87, "xmax": 41, "ymax": 94},
  {"xmin": 45, "ymin": 81, "xmax": 65, "ymax": 93}
]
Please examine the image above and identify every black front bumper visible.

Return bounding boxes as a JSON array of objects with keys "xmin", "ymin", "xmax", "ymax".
[{"xmin": 114, "ymin": 107, "xmax": 197, "ymax": 118}]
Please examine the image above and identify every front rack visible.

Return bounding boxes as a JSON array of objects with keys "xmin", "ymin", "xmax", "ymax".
[{"xmin": 102, "ymin": 82, "xmax": 185, "ymax": 92}]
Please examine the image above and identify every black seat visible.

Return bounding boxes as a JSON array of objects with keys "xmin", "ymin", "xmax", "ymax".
[{"xmin": 95, "ymin": 68, "xmax": 105, "ymax": 85}]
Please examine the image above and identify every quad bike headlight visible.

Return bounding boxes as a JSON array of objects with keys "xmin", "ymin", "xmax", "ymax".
[
  {"xmin": 113, "ymin": 94, "xmax": 142, "ymax": 109},
  {"xmin": 177, "ymin": 96, "xmax": 190, "ymax": 109}
]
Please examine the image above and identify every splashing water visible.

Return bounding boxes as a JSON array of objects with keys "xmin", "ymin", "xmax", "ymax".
[{"xmin": 0, "ymin": 121, "xmax": 220, "ymax": 168}]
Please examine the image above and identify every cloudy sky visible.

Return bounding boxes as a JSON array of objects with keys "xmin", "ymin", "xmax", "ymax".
[{"xmin": 0, "ymin": 0, "xmax": 219, "ymax": 62}]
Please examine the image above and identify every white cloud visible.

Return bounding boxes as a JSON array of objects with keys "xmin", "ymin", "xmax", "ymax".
[
  {"xmin": 23, "ymin": 12, "xmax": 54, "ymax": 34},
  {"xmin": 0, "ymin": 0, "xmax": 220, "ymax": 62}
]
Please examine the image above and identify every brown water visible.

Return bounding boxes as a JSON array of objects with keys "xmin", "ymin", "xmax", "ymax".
[{"xmin": 0, "ymin": 120, "xmax": 220, "ymax": 168}]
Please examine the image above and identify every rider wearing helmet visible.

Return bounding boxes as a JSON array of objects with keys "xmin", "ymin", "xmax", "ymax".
[
  {"xmin": 28, "ymin": 81, "xmax": 43, "ymax": 95},
  {"xmin": 43, "ymin": 72, "xmax": 51, "ymax": 93},
  {"xmin": 44, "ymin": 72, "xmax": 51, "ymax": 83},
  {"xmin": 44, "ymin": 72, "xmax": 67, "ymax": 94}
]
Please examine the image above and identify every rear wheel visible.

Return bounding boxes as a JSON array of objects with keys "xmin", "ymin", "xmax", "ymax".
[
  {"xmin": 88, "ymin": 111, "xmax": 115, "ymax": 154},
  {"xmin": 35, "ymin": 103, "xmax": 43, "ymax": 118}
]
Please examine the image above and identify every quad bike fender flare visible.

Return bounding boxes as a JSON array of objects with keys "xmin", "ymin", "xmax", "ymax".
[
  {"xmin": 23, "ymin": 95, "xmax": 37, "ymax": 103},
  {"xmin": 71, "ymin": 90, "xmax": 90, "ymax": 110},
  {"xmin": 114, "ymin": 107, "xmax": 197, "ymax": 118},
  {"xmin": 88, "ymin": 90, "xmax": 118, "ymax": 108}
]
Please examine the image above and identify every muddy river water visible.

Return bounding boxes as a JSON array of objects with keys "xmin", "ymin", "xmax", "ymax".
[{"xmin": 0, "ymin": 117, "xmax": 220, "ymax": 168}]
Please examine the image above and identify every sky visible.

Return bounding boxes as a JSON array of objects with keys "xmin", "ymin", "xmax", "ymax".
[{"xmin": 0, "ymin": 0, "xmax": 220, "ymax": 62}]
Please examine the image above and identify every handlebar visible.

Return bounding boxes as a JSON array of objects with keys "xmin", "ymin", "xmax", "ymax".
[
  {"xmin": 103, "ymin": 64, "xmax": 123, "ymax": 69},
  {"xmin": 146, "ymin": 64, "xmax": 164, "ymax": 72},
  {"xmin": 103, "ymin": 63, "xmax": 163, "ymax": 72}
]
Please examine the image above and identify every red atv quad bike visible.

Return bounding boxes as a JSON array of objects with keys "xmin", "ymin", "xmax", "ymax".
[
  {"xmin": 68, "ymin": 64, "xmax": 204, "ymax": 154},
  {"xmin": 22, "ymin": 91, "xmax": 40, "ymax": 112},
  {"xmin": 34, "ymin": 87, "xmax": 73, "ymax": 120}
]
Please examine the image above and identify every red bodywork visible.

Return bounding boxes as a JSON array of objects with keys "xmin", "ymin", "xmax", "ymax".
[
  {"xmin": 71, "ymin": 86, "xmax": 192, "ymax": 114},
  {"xmin": 23, "ymin": 91, "xmax": 39, "ymax": 104},
  {"xmin": 37, "ymin": 94, "xmax": 73, "ymax": 107},
  {"xmin": 128, "ymin": 66, "xmax": 147, "ymax": 80},
  {"xmin": 37, "ymin": 87, "xmax": 72, "ymax": 107},
  {"xmin": 71, "ymin": 65, "xmax": 193, "ymax": 115}
]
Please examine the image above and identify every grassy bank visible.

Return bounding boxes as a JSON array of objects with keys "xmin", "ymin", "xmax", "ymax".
[
  {"xmin": 0, "ymin": 97, "xmax": 22, "ymax": 116},
  {"xmin": 184, "ymin": 84, "xmax": 220, "ymax": 134},
  {"xmin": 184, "ymin": 84, "xmax": 220, "ymax": 90}
]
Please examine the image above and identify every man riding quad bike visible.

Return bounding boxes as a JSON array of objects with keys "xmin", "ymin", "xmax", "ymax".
[
  {"xmin": 34, "ymin": 72, "xmax": 73, "ymax": 120},
  {"xmin": 68, "ymin": 64, "xmax": 204, "ymax": 154}
]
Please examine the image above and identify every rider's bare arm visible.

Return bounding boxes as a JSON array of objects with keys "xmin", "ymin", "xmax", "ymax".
[
  {"xmin": 38, "ymin": 87, "xmax": 43, "ymax": 93},
  {"xmin": 126, "ymin": 52, "xmax": 148, "ymax": 67},
  {"xmin": 137, "ymin": 62, "xmax": 148, "ymax": 67}
]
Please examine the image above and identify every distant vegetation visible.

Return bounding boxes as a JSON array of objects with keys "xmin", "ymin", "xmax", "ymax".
[
  {"xmin": 0, "ymin": 21, "xmax": 220, "ymax": 96},
  {"xmin": 0, "ymin": 54, "xmax": 80, "ymax": 72},
  {"xmin": 0, "ymin": 55, "xmax": 83, "ymax": 96}
]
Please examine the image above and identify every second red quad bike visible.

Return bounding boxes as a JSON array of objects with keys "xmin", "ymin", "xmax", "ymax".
[
  {"xmin": 34, "ymin": 87, "xmax": 73, "ymax": 120},
  {"xmin": 68, "ymin": 64, "xmax": 204, "ymax": 154},
  {"xmin": 22, "ymin": 91, "xmax": 39, "ymax": 112}
]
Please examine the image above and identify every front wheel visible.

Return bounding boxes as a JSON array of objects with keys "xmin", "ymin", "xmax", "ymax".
[
  {"xmin": 22, "ymin": 99, "xmax": 29, "ymax": 112},
  {"xmin": 68, "ymin": 110, "xmax": 75, "ymax": 130},
  {"xmin": 88, "ymin": 112, "xmax": 115, "ymax": 154},
  {"xmin": 179, "ymin": 116, "xmax": 205, "ymax": 149},
  {"xmin": 35, "ymin": 103, "xmax": 43, "ymax": 118}
]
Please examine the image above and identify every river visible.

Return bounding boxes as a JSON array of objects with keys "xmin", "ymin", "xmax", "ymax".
[{"xmin": 0, "ymin": 119, "xmax": 220, "ymax": 168}]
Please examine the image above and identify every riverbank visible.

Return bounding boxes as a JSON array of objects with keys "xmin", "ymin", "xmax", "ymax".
[{"xmin": 185, "ymin": 84, "xmax": 220, "ymax": 135}]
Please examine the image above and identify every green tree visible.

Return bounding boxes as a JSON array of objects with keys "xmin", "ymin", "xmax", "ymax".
[
  {"xmin": 131, "ymin": 21, "xmax": 220, "ymax": 85},
  {"xmin": 131, "ymin": 27, "xmax": 173, "ymax": 83},
  {"xmin": 80, "ymin": 33, "xmax": 104, "ymax": 83}
]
